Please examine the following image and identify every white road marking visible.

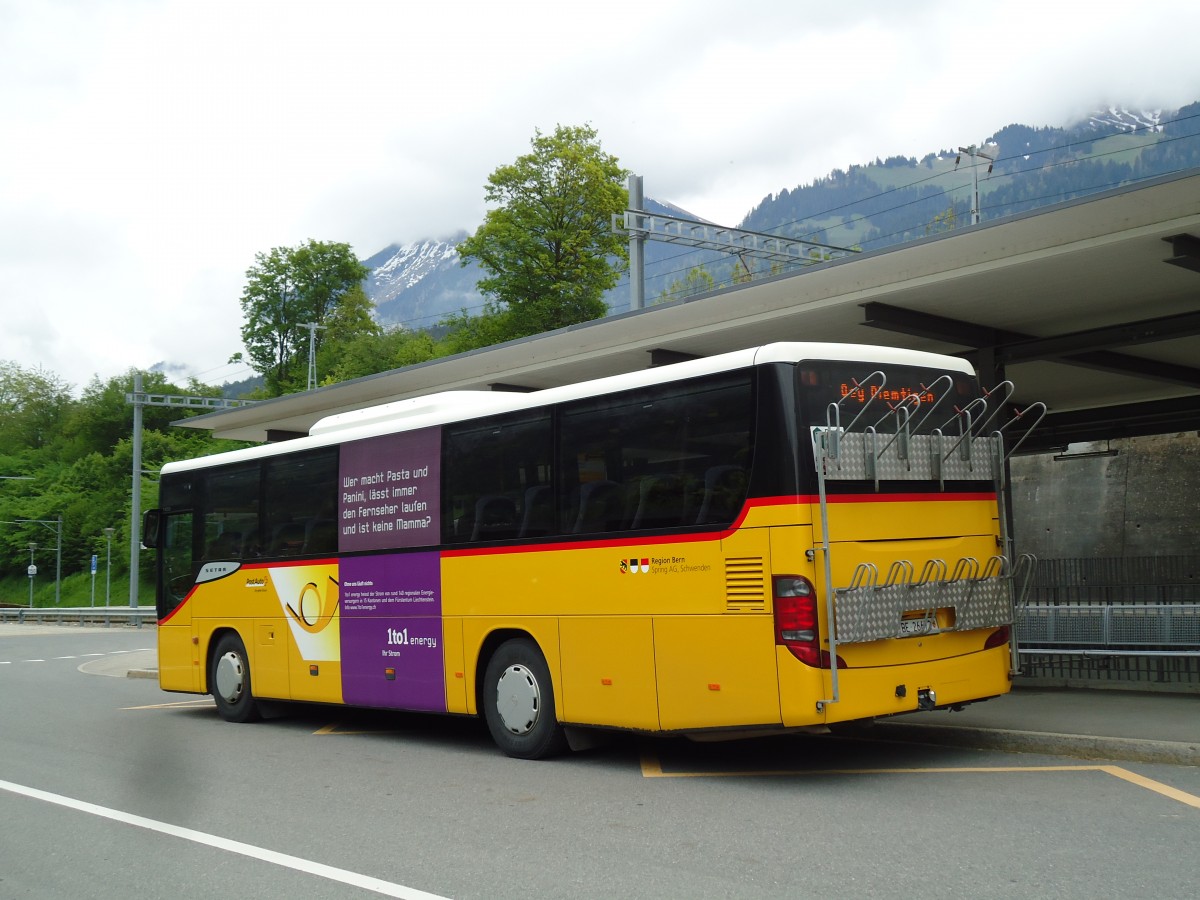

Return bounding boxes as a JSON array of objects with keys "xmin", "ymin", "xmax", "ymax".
[
  {"xmin": 122, "ymin": 699, "xmax": 213, "ymax": 710},
  {"xmin": 1, "ymin": 649, "xmax": 152, "ymax": 667},
  {"xmin": 0, "ymin": 778, "xmax": 451, "ymax": 899}
]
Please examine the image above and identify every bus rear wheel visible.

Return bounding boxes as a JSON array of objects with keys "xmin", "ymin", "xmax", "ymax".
[
  {"xmin": 483, "ymin": 638, "xmax": 567, "ymax": 759},
  {"xmin": 211, "ymin": 632, "xmax": 261, "ymax": 723}
]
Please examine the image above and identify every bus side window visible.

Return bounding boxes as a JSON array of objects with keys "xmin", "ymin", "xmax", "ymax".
[
  {"xmin": 304, "ymin": 518, "xmax": 337, "ymax": 555},
  {"xmin": 202, "ymin": 464, "xmax": 260, "ymax": 563},
  {"xmin": 558, "ymin": 370, "xmax": 754, "ymax": 534},
  {"xmin": 631, "ymin": 474, "xmax": 687, "ymax": 530},
  {"xmin": 518, "ymin": 484, "xmax": 554, "ymax": 538},
  {"xmin": 268, "ymin": 521, "xmax": 306, "ymax": 556},
  {"xmin": 569, "ymin": 479, "xmax": 623, "ymax": 534},
  {"xmin": 470, "ymin": 495, "xmax": 518, "ymax": 541},
  {"xmin": 443, "ymin": 410, "xmax": 553, "ymax": 545},
  {"xmin": 205, "ymin": 530, "xmax": 242, "ymax": 560},
  {"xmin": 695, "ymin": 465, "xmax": 748, "ymax": 524},
  {"xmin": 263, "ymin": 448, "xmax": 338, "ymax": 559}
]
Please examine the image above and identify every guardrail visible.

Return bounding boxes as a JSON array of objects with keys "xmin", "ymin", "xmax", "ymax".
[{"xmin": 0, "ymin": 607, "xmax": 154, "ymax": 628}]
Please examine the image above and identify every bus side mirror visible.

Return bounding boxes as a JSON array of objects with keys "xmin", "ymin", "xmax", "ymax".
[{"xmin": 141, "ymin": 509, "xmax": 161, "ymax": 549}]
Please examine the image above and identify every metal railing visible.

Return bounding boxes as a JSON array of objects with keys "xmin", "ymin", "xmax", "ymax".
[
  {"xmin": 0, "ymin": 607, "xmax": 152, "ymax": 628},
  {"xmin": 1024, "ymin": 556, "xmax": 1200, "ymax": 605},
  {"xmin": 1014, "ymin": 556, "xmax": 1200, "ymax": 666},
  {"xmin": 1016, "ymin": 604, "xmax": 1200, "ymax": 657}
]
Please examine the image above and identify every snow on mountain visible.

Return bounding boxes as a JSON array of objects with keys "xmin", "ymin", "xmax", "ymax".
[
  {"xmin": 1084, "ymin": 106, "xmax": 1164, "ymax": 133},
  {"xmin": 372, "ymin": 240, "xmax": 457, "ymax": 288},
  {"xmin": 360, "ymin": 233, "xmax": 486, "ymax": 330},
  {"xmin": 649, "ymin": 197, "xmax": 717, "ymax": 225}
]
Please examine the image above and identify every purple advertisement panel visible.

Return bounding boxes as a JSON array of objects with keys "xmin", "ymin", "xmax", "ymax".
[
  {"xmin": 340, "ymin": 551, "xmax": 445, "ymax": 711},
  {"xmin": 339, "ymin": 427, "xmax": 440, "ymax": 552}
]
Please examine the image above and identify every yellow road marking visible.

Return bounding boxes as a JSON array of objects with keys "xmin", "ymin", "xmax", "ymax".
[
  {"xmin": 639, "ymin": 751, "xmax": 1200, "ymax": 809},
  {"xmin": 1100, "ymin": 765, "xmax": 1200, "ymax": 809},
  {"xmin": 314, "ymin": 721, "xmax": 400, "ymax": 736}
]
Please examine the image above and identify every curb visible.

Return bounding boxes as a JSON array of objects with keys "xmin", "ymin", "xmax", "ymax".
[
  {"xmin": 126, "ymin": 668, "xmax": 158, "ymax": 681},
  {"xmin": 864, "ymin": 721, "xmax": 1200, "ymax": 766}
]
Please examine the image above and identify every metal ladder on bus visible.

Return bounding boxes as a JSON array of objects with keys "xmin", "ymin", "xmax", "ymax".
[{"xmin": 811, "ymin": 372, "xmax": 1044, "ymax": 711}]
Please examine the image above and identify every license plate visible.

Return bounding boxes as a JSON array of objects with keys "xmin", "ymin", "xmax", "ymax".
[{"xmin": 899, "ymin": 617, "xmax": 937, "ymax": 637}]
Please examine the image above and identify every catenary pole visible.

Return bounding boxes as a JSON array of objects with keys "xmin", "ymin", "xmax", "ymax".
[
  {"xmin": 628, "ymin": 174, "xmax": 645, "ymax": 311},
  {"xmin": 129, "ymin": 373, "xmax": 143, "ymax": 608}
]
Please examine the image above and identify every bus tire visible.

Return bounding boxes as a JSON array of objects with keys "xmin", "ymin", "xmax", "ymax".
[
  {"xmin": 482, "ymin": 638, "xmax": 567, "ymax": 759},
  {"xmin": 210, "ymin": 632, "xmax": 261, "ymax": 723}
]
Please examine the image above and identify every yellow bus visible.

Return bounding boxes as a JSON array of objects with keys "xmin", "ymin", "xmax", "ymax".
[{"xmin": 143, "ymin": 342, "xmax": 1039, "ymax": 758}]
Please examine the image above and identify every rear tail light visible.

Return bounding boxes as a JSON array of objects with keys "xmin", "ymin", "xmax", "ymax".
[
  {"xmin": 983, "ymin": 625, "xmax": 1010, "ymax": 651},
  {"xmin": 773, "ymin": 575, "xmax": 843, "ymax": 668}
]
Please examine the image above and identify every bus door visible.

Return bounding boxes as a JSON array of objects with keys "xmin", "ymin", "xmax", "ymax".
[{"xmin": 156, "ymin": 509, "xmax": 202, "ymax": 692}]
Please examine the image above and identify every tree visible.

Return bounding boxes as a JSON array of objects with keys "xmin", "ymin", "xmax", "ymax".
[
  {"xmin": 321, "ymin": 326, "xmax": 439, "ymax": 384},
  {"xmin": 60, "ymin": 370, "xmax": 213, "ymax": 462},
  {"xmin": 656, "ymin": 266, "xmax": 715, "ymax": 304},
  {"xmin": 436, "ymin": 303, "xmax": 518, "ymax": 356},
  {"xmin": 456, "ymin": 124, "xmax": 629, "ymax": 344},
  {"xmin": 0, "ymin": 362, "xmax": 72, "ymax": 455},
  {"xmin": 926, "ymin": 205, "xmax": 957, "ymax": 235},
  {"xmin": 235, "ymin": 240, "xmax": 370, "ymax": 395},
  {"xmin": 731, "ymin": 258, "xmax": 754, "ymax": 285},
  {"xmin": 0, "ymin": 364, "xmax": 236, "ymax": 595}
]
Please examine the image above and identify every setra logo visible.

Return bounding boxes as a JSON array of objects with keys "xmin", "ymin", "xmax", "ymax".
[{"xmin": 619, "ymin": 557, "xmax": 650, "ymax": 574}]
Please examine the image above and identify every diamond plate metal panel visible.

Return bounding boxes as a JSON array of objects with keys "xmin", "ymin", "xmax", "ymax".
[
  {"xmin": 814, "ymin": 430, "xmax": 1001, "ymax": 483},
  {"xmin": 956, "ymin": 579, "xmax": 1014, "ymax": 631},
  {"xmin": 833, "ymin": 574, "xmax": 1014, "ymax": 644}
]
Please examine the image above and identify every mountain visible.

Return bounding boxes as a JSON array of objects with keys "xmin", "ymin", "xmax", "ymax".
[
  {"xmin": 363, "ymin": 102, "xmax": 1200, "ymax": 331},
  {"xmin": 361, "ymin": 232, "xmax": 485, "ymax": 332},
  {"xmin": 741, "ymin": 102, "xmax": 1200, "ymax": 252},
  {"xmin": 361, "ymin": 198, "xmax": 729, "ymax": 330}
]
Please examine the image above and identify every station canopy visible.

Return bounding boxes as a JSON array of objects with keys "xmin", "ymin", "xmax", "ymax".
[{"xmin": 179, "ymin": 169, "xmax": 1200, "ymax": 454}]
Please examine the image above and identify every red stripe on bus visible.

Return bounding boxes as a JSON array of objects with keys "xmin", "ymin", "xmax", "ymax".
[
  {"xmin": 440, "ymin": 492, "xmax": 991, "ymax": 558},
  {"xmin": 817, "ymin": 492, "xmax": 997, "ymax": 504},
  {"xmin": 158, "ymin": 592, "xmax": 192, "ymax": 625}
]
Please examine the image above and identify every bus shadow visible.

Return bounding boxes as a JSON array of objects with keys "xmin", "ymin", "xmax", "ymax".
[
  {"xmin": 198, "ymin": 702, "xmax": 975, "ymax": 773},
  {"xmin": 637, "ymin": 730, "xmax": 981, "ymax": 777},
  {"xmin": 270, "ymin": 703, "xmax": 499, "ymax": 754}
]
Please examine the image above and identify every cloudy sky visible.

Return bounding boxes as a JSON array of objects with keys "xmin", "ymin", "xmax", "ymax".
[{"xmin": 2, "ymin": 0, "xmax": 1198, "ymax": 392}]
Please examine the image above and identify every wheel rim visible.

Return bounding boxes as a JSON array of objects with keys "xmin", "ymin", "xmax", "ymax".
[
  {"xmin": 495, "ymin": 663, "xmax": 540, "ymax": 735},
  {"xmin": 214, "ymin": 651, "xmax": 246, "ymax": 704}
]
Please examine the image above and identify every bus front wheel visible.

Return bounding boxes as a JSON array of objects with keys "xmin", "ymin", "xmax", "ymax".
[
  {"xmin": 482, "ymin": 638, "xmax": 567, "ymax": 759},
  {"xmin": 210, "ymin": 632, "xmax": 261, "ymax": 723}
]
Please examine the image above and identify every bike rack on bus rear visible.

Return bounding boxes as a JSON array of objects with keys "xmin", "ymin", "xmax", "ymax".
[{"xmin": 811, "ymin": 374, "xmax": 1044, "ymax": 712}]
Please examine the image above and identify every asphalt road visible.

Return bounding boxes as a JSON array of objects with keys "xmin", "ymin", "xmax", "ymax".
[{"xmin": 2, "ymin": 626, "xmax": 1197, "ymax": 899}]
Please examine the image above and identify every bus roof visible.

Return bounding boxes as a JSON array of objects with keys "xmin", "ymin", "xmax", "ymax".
[{"xmin": 161, "ymin": 342, "xmax": 974, "ymax": 475}]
